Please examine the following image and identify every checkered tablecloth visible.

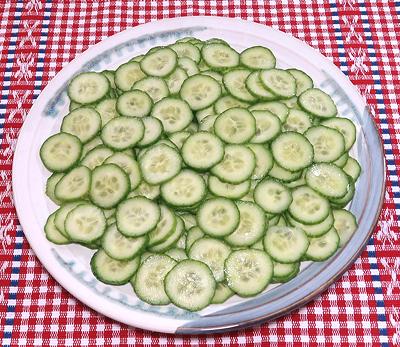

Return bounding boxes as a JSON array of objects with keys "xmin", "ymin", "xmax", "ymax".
[{"xmin": 0, "ymin": 1, "xmax": 399, "ymax": 346}]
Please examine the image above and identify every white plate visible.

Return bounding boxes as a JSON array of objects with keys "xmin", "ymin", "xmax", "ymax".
[{"xmin": 12, "ymin": 16, "xmax": 385, "ymax": 334}]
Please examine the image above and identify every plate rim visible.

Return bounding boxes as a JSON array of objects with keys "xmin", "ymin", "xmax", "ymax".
[{"xmin": 12, "ymin": 16, "xmax": 386, "ymax": 334}]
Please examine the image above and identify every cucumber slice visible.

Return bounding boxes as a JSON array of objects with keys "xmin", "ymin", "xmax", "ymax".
[
  {"xmin": 333, "ymin": 152, "xmax": 349, "ymax": 168},
  {"xmin": 89, "ymin": 164, "xmax": 130, "ymax": 209},
  {"xmin": 137, "ymin": 117, "xmax": 163, "ymax": 147},
  {"xmin": 286, "ymin": 211, "xmax": 334, "ymax": 237},
  {"xmin": 102, "ymin": 223, "xmax": 148, "ymax": 260},
  {"xmin": 268, "ymin": 162, "xmax": 303, "ymax": 183},
  {"xmin": 247, "ymin": 144, "xmax": 273, "ymax": 180},
  {"xmin": 211, "ymin": 145, "xmax": 256, "ymax": 184},
  {"xmin": 68, "ymin": 72, "xmax": 110, "ymax": 104},
  {"xmin": 298, "ymin": 88, "xmax": 337, "ymax": 118},
  {"xmin": 40, "ymin": 133, "xmax": 82, "ymax": 172},
  {"xmin": 250, "ymin": 110, "xmax": 281, "ymax": 143},
  {"xmin": 69, "ymin": 101, "xmax": 81, "ymax": 111},
  {"xmin": 321, "ymin": 117, "xmax": 356, "ymax": 151},
  {"xmin": 161, "ymin": 170, "xmax": 206, "ymax": 207},
  {"xmin": 46, "ymin": 173, "xmax": 64, "ymax": 205},
  {"xmin": 101, "ymin": 70, "xmax": 116, "ymax": 88},
  {"xmin": 332, "ymin": 209, "xmax": 357, "ymax": 247},
  {"xmin": 165, "ymin": 67, "xmax": 188, "ymax": 94},
  {"xmin": 276, "ymin": 215, "xmax": 288, "ymax": 227},
  {"xmin": 172, "ymin": 233, "xmax": 186, "ymax": 248},
  {"xmin": 254, "ymin": 179, "xmax": 292, "ymax": 214},
  {"xmin": 54, "ymin": 201, "xmax": 84, "ymax": 238},
  {"xmin": 178, "ymin": 57, "xmax": 200, "ymax": 76},
  {"xmin": 197, "ymin": 198, "xmax": 240, "ymax": 237},
  {"xmin": 272, "ymin": 261, "xmax": 300, "ymax": 283},
  {"xmin": 201, "ymin": 43, "xmax": 239, "ymax": 70},
  {"xmin": 249, "ymin": 101, "xmax": 289, "ymax": 123},
  {"xmin": 280, "ymin": 96, "xmax": 300, "ymax": 109},
  {"xmin": 90, "ymin": 249, "xmax": 139, "ymax": 285},
  {"xmin": 305, "ymin": 227, "xmax": 339, "ymax": 261},
  {"xmin": 330, "ymin": 177, "xmax": 355, "ymax": 207},
  {"xmin": 65, "ymin": 203, "xmax": 106, "ymax": 243},
  {"xmin": 208, "ymin": 176, "xmax": 250, "ymax": 199},
  {"xmin": 245, "ymin": 71, "xmax": 277, "ymax": 100},
  {"xmin": 134, "ymin": 254, "xmax": 177, "ymax": 305},
  {"xmin": 188, "ymin": 238, "xmax": 231, "ymax": 282},
  {"xmin": 181, "ymin": 131, "xmax": 224, "ymax": 170},
  {"xmin": 140, "ymin": 48, "xmax": 177, "ymax": 77},
  {"xmin": 176, "ymin": 36, "xmax": 199, "ymax": 43},
  {"xmin": 289, "ymin": 186, "xmax": 330, "ymax": 225},
  {"xmin": 183, "ymin": 122, "xmax": 198, "ymax": 134},
  {"xmin": 268, "ymin": 214, "xmax": 280, "ymax": 226},
  {"xmin": 165, "ymin": 259, "xmax": 216, "ymax": 311},
  {"xmin": 215, "ymin": 95, "xmax": 249, "ymax": 114},
  {"xmin": 185, "ymin": 226, "xmax": 204, "ymax": 252},
  {"xmin": 224, "ymin": 201, "xmax": 266, "ymax": 247},
  {"xmin": 282, "ymin": 109, "xmax": 312, "ymax": 134},
  {"xmin": 140, "ymin": 144, "xmax": 182, "ymax": 185},
  {"xmin": 95, "ymin": 98, "xmax": 119, "ymax": 127},
  {"xmin": 240, "ymin": 46, "xmax": 276, "ymax": 70},
  {"xmin": 116, "ymin": 197, "xmax": 161, "ymax": 237},
  {"xmin": 170, "ymin": 42, "xmax": 201, "ymax": 63},
  {"xmin": 214, "ymin": 108, "xmax": 256, "ymax": 144},
  {"xmin": 199, "ymin": 114, "xmax": 218, "ymax": 132},
  {"xmin": 151, "ymin": 97, "xmax": 193, "ymax": 133},
  {"xmin": 54, "ymin": 165, "xmax": 91, "ymax": 202},
  {"xmin": 129, "ymin": 180, "xmax": 160, "ymax": 200},
  {"xmin": 180, "ymin": 213, "xmax": 197, "ymax": 229},
  {"xmin": 285, "ymin": 174, "xmax": 307, "ymax": 188},
  {"xmin": 116, "ymin": 90, "xmax": 152, "ymax": 118},
  {"xmin": 180, "ymin": 74, "xmax": 221, "ymax": 110},
  {"xmin": 101, "ymin": 116, "xmax": 144, "ymax": 150},
  {"xmin": 103, "ymin": 208, "xmax": 115, "ymax": 219},
  {"xmin": 306, "ymin": 163, "xmax": 349, "ymax": 199},
  {"xmin": 205, "ymin": 38, "xmax": 228, "ymax": 45},
  {"xmin": 44, "ymin": 212, "xmax": 70, "ymax": 245},
  {"xmin": 212, "ymin": 282, "xmax": 234, "ymax": 304},
  {"xmin": 133, "ymin": 76, "xmax": 169, "ymax": 103},
  {"xmin": 271, "ymin": 132, "xmax": 314, "ymax": 172},
  {"xmin": 105, "ymin": 152, "xmax": 141, "ymax": 190},
  {"xmin": 81, "ymin": 137, "xmax": 103, "ymax": 159},
  {"xmin": 169, "ymin": 131, "xmax": 191, "ymax": 149},
  {"xmin": 149, "ymin": 216, "xmax": 184, "ymax": 253},
  {"xmin": 264, "ymin": 226, "xmax": 309, "ymax": 263},
  {"xmin": 201, "ymin": 70, "xmax": 226, "ymax": 93},
  {"xmin": 165, "ymin": 248, "xmax": 188, "ymax": 261},
  {"xmin": 305, "ymin": 126, "xmax": 345, "ymax": 162},
  {"xmin": 148, "ymin": 205, "xmax": 176, "ymax": 246},
  {"xmin": 115, "ymin": 62, "xmax": 146, "ymax": 92},
  {"xmin": 81, "ymin": 145, "xmax": 113, "ymax": 170},
  {"xmin": 342, "ymin": 157, "xmax": 361, "ymax": 181},
  {"xmin": 287, "ymin": 69, "xmax": 313, "ymax": 96},
  {"xmin": 225, "ymin": 249, "xmax": 273, "ymax": 297},
  {"xmin": 61, "ymin": 107, "xmax": 101, "ymax": 144},
  {"xmin": 260, "ymin": 69, "xmax": 296, "ymax": 98},
  {"xmin": 251, "ymin": 239, "xmax": 264, "ymax": 250},
  {"xmin": 223, "ymin": 69, "xmax": 257, "ymax": 103},
  {"xmin": 195, "ymin": 105, "xmax": 215, "ymax": 123}
]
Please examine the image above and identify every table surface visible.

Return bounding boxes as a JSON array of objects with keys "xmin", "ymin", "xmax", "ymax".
[{"xmin": 0, "ymin": 1, "xmax": 399, "ymax": 346}]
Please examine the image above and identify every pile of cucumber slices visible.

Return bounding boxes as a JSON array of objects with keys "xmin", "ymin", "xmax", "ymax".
[{"xmin": 41, "ymin": 36, "xmax": 361, "ymax": 311}]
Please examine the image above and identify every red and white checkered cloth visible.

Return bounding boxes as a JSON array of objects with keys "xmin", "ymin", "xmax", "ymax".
[{"xmin": 1, "ymin": 1, "xmax": 399, "ymax": 346}]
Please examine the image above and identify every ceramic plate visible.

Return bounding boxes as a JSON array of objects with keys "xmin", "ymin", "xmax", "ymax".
[{"xmin": 12, "ymin": 16, "xmax": 385, "ymax": 334}]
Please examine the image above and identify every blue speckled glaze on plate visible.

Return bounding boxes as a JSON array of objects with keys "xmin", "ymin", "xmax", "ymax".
[{"xmin": 12, "ymin": 17, "xmax": 385, "ymax": 334}]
